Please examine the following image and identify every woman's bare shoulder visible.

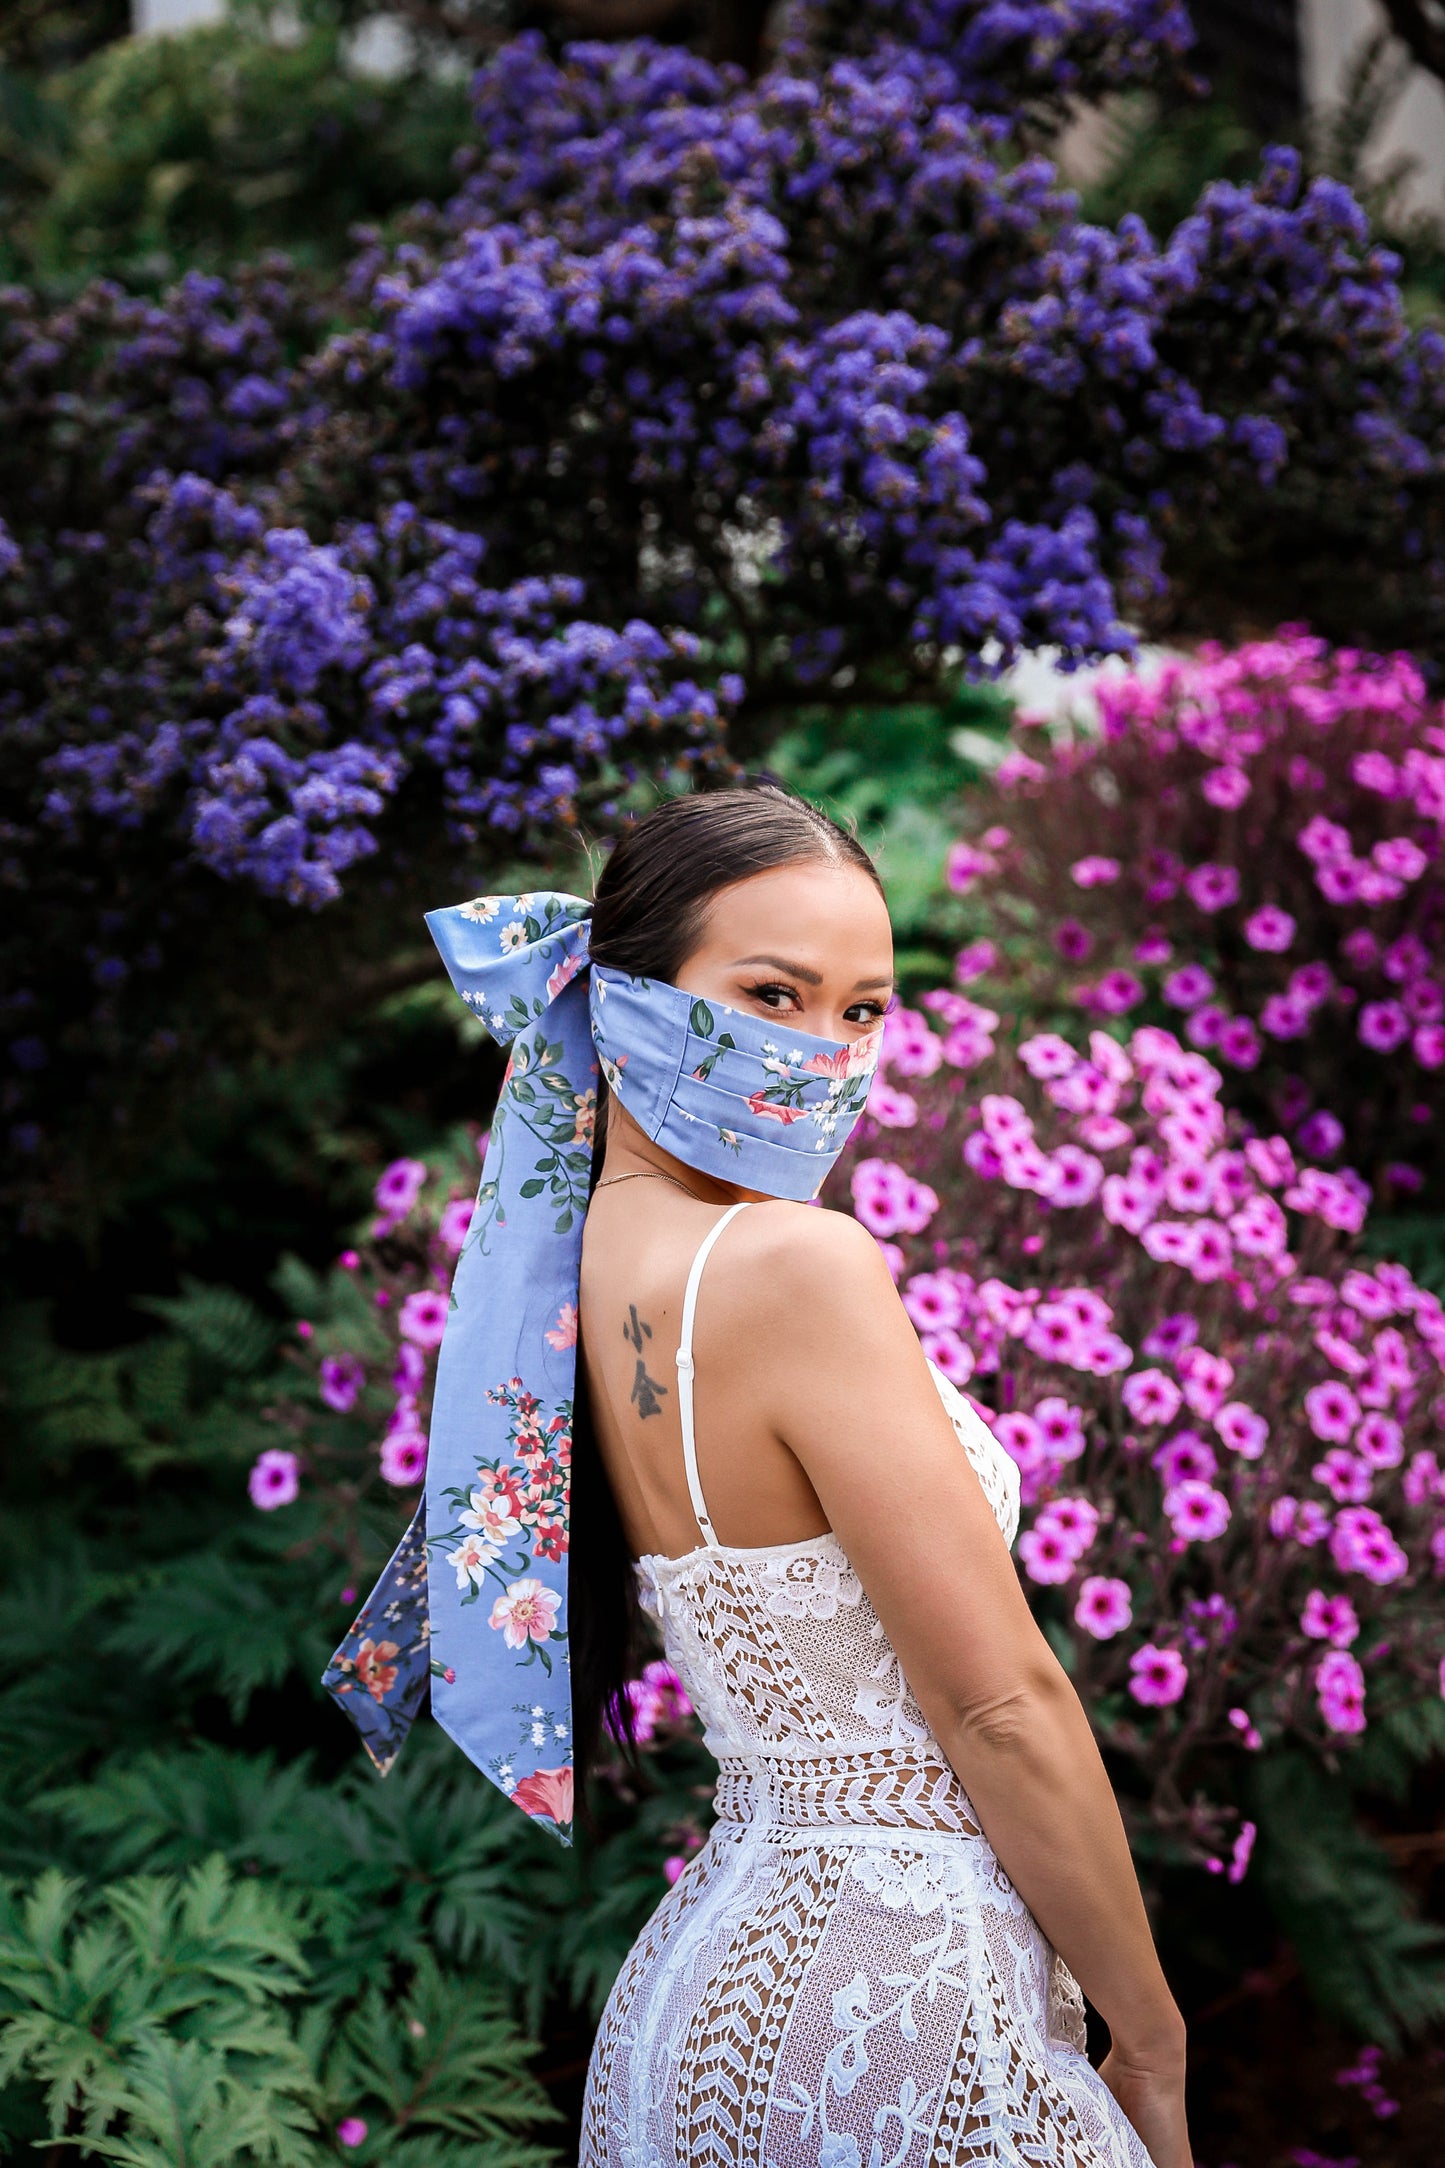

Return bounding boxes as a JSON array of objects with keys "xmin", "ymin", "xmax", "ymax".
[{"xmin": 729, "ymin": 1199, "xmax": 889, "ymax": 1289}]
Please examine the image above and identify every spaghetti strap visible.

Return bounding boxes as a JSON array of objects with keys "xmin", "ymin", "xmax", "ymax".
[{"xmin": 674, "ymin": 1201, "xmax": 753, "ymax": 1546}]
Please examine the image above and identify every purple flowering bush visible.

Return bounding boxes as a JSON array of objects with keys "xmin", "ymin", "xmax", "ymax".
[
  {"xmin": 943, "ymin": 633, "xmax": 1445, "ymax": 1201},
  {"xmin": 8, "ymin": 4, "xmax": 1445, "ymax": 1230},
  {"xmin": 845, "ymin": 999, "xmax": 1445, "ymax": 1879}
]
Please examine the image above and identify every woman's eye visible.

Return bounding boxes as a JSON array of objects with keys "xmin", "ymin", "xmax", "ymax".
[{"xmin": 748, "ymin": 983, "xmax": 795, "ymax": 1010}]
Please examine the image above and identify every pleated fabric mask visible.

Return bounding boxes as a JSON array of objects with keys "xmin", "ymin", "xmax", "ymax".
[{"xmin": 321, "ymin": 888, "xmax": 880, "ymax": 1843}]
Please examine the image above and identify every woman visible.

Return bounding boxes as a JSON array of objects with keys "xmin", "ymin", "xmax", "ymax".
[{"xmin": 573, "ymin": 784, "xmax": 1191, "ymax": 2168}]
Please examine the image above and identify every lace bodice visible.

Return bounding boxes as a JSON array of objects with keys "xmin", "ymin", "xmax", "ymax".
[
  {"xmin": 580, "ymin": 1204, "xmax": 1155, "ymax": 2168},
  {"xmin": 634, "ymin": 1358, "xmax": 1020, "ymax": 1817}
]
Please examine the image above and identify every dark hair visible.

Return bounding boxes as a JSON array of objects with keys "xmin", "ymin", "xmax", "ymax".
[{"xmin": 569, "ymin": 781, "xmax": 883, "ymax": 1826}]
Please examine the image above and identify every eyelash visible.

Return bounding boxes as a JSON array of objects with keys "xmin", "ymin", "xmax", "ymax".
[{"xmin": 742, "ymin": 980, "xmax": 888, "ymax": 1024}]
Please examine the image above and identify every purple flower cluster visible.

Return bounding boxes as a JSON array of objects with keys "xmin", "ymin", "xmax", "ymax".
[
  {"xmin": 841, "ymin": 1006, "xmax": 1445, "ymax": 1866},
  {"xmin": 949, "ymin": 633, "xmax": 1445, "ymax": 1196},
  {"xmin": 8, "ymin": 7, "xmax": 1445, "ymax": 1226}
]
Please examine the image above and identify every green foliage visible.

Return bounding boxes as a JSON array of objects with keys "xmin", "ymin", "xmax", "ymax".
[
  {"xmin": 1, "ymin": 8, "xmax": 472, "ymax": 287},
  {"xmin": 0, "ymin": 1855, "xmax": 321, "ymax": 2162},
  {"xmin": 1249, "ymin": 1749, "xmax": 1445, "ymax": 2054},
  {"xmin": 767, "ymin": 681, "xmax": 1012, "ymax": 985}
]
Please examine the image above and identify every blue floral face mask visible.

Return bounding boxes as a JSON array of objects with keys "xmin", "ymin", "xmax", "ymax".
[{"xmin": 322, "ymin": 888, "xmax": 881, "ymax": 1843}]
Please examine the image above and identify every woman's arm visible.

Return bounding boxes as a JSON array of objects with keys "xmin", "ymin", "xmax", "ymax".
[{"xmin": 745, "ymin": 1205, "xmax": 1187, "ymax": 2069}]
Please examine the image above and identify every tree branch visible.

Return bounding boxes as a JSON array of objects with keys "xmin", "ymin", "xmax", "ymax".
[{"xmin": 1375, "ymin": 0, "xmax": 1445, "ymax": 84}]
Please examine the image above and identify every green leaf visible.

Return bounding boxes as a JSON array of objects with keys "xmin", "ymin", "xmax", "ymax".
[
  {"xmin": 688, "ymin": 999, "xmax": 715, "ymax": 1038},
  {"xmin": 518, "ymin": 1179, "xmax": 545, "ymax": 1199}
]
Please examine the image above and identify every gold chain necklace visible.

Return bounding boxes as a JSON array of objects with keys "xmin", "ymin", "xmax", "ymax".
[{"xmin": 593, "ymin": 1169, "xmax": 708, "ymax": 1203}]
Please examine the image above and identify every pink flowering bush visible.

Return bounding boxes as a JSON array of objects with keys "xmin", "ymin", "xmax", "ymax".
[
  {"xmin": 844, "ymin": 1003, "xmax": 1445, "ymax": 1875},
  {"xmin": 256, "ymin": 1143, "xmax": 487, "ymax": 1566},
  {"xmin": 943, "ymin": 634, "xmax": 1445, "ymax": 1201}
]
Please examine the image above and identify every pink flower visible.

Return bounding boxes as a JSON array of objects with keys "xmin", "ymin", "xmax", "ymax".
[
  {"xmin": 993, "ymin": 1411, "xmax": 1045, "ymax": 1472},
  {"xmin": 955, "ymin": 938, "xmax": 998, "ymax": 982},
  {"xmin": 1315, "ymin": 1649, "xmax": 1366, "ymax": 1734},
  {"xmin": 1041, "ymin": 1146, "xmax": 1104, "ymax": 1206},
  {"xmin": 400, "ymin": 1289, "xmax": 450, "ymax": 1349},
  {"xmin": 1202, "ymin": 765, "xmax": 1251, "ymax": 808},
  {"xmin": 1185, "ymin": 862, "xmax": 1241, "ymax": 912},
  {"xmin": 1227, "ymin": 1819, "xmax": 1256, "ymax": 1882},
  {"xmin": 1297, "ymin": 814, "xmax": 1352, "ymax": 863},
  {"xmin": 1244, "ymin": 905, "xmax": 1296, "ymax": 952},
  {"xmin": 903, "ymin": 1272, "xmax": 964, "ymax": 1332},
  {"xmin": 489, "ymin": 1577, "xmax": 562, "ymax": 1649},
  {"xmin": 1355, "ymin": 1413, "xmax": 1403, "ymax": 1468},
  {"xmin": 1162, "ymin": 964, "xmax": 1214, "ymax": 1010},
  {"xmin": 1133, "ymin": 930, "xmax": 1173, "ymax": 965},
  {"xmin": 1152, "ymin": 1430, "xmax": 1217, "ymax": 1485},
  {"xmin": 249, "ymin": 1448, "xmax": 300, "ymax": 1510},
  {"xmin": 921, "ymin": 1327, "xmax": 974, "ymax": 1384},
  {"xmin": 1352, "ymin": 750, "xmax": 1397, "ymax": 795},
  {"xmin": 1070, "ymin": 855, "xmax": 1120, "ymax": 886},
  {"xmin": 319, "ymin": 1352, "xmax": 365, "ymax": 1413},
  {"xmin": 1033, "ymin": 1396, "xmax": 1086, "ymax": 1457},
  {"xmin": 337, "ymin": 2119, "xmax": 369, "ymax": 2148},
  {"xmin": 1122, "ymin": 1368, "xmax": 1182, "ymax": 1426},
  {"xmin": 1018, "ymin": 1524, "xmax": 1077, "ymax": 1584},
  {"xmin": 1215, "ymin": 1401, "xmax": 1268, "ymax": 1458},
  {"xmin": 1312, "ymin": 1449, "xmax": 1371, "ymax": 1504},
  {"xmin": 1053, "ymin": 918, "xmax": 1093, "ymax": 961},
  {"xmin": 866, "ymin": 1079, "xmax": 919, "ymax": 1126},
  {"xmin": 1163, "ymin": 1479, "xmax": 1231, "ymax": 1542},
  {"xmin": 545, "ymin": 1302, "xmax": 579, "ymax": 1350},
  {"xmin": 1018, "ymin": 1032, "xmax": 1078, "ymax": 1079},
  {"xmin": 1092, "ymin": 970, "xmax": 1144, "ymax": 1015},
  {"xmin": 1074, "ymin": 1575, "xmax": 1133, "ymax": 1638},
  {"xmin": 1414, "ymin": 1023, "xmax": 1445, "ymax": 1068},
  {"xmin": 1305, "ymin": 1380, "xmax": 1359, "ymax": 1443},
  {"xmin": 1128, "ymin": 1644, "xmax": 1189, "ymax": 1707},
  {"xmin": 1301, "ymin": 1590, "xmax": 1360, "ymax": 1647},
  {"xmin": 1330, "ymin": 1506, "xmax": 1408, "ymax": 1583},
  {"xmin": 510, "ymin": 1766, "xmax": 575, "ymax": 1827},
  {"xmin": 1216, "ymin": 1018, "xmax": 1261, "ymax": 1071},
  {"xmin": 438, "ymin": 1196, "xmax": 475, "ymax": 1254},
  {"xmin": 745, "ymin": 1092, "xmax": 808, "ymax": 1124},
  {"xmin": 380, "ymin": 1431, "xmax": 427, "ymax": 1485},
  {"xmin": 945, "ymin": 842, "xmax": 996, "ymax": 895},
  {"xmin": 374, "ymin": 1155, "xmax": 427, "ymax": 1216},
  {"xmin": 1141, "ymin": 1220, "xmax": 1199, "ymax": 1268},
  {"xmin": 1373, "ymin": 836, "xmax": 1426, "ymax": 881},
  {"xmin": 1359, "ymin": 1001, "xmax": 1409, "ymax": 1053}
]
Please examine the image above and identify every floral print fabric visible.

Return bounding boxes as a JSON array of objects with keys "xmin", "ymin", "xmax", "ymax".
[{"xmin": 322, "ymin": 889, "xmax": 881, "ymax": 1843}]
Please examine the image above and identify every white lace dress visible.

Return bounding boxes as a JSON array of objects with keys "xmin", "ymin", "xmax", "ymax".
[{"xmin": 580, "ymin": 1204, "xmax": 1157, "ymax": 2168}]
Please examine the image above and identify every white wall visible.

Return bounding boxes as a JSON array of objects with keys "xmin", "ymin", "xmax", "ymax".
[{"xmin": 1301, "ymin": 0, "xmax": 1445, "ymax": 220}]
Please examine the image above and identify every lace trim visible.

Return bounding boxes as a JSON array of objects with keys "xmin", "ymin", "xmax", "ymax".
[{"xmin": 713, "ymin": 1747, "xmax": 985, "ymax": 1835}]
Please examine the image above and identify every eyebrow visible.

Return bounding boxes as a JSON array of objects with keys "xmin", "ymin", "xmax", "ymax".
[{"xmin": 734, "ymin": 953, "xmax": 896, "ymax": 991}]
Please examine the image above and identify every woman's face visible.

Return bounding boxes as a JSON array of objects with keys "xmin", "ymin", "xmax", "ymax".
[{"xmin": 672, "ymin": 859, "xmax": 895, "ymax": 1045}]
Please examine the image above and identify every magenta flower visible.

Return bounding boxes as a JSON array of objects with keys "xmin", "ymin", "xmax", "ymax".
[
  {"xmin": 1122, "ymin": 1368, "xmax": 1182, "ymax": 1425},
  {"xmin": 1227, "ymin": 1819, "xmax": 1256, "ymax": 1882},
  {"xmin": 1315, "ymin": 1648, "xmax": 1366, "ymax": 1734},
  {"xmin": 1244, "ymin": 905, "xmax": 1295, "ymax": 952},
  {"xmin": 1133, "ymin": 930, "xmax": 1173, "ymax": 965},
  {"xmin": 337, "ymin": 2119, "xmax": 369, "ymax": 2149},
  {"xmin": 373, "ymin": 1155, "xmax": 427, "ymax": 1217},
  {"xmin": 1296, "ymin": 1109, "xmax": 1343, "ymax": 1157},
  {"xmin": 1301, "ymin": 1590, "xmax": 1360, "ymax": 1647},
  {"xmin": 954, "ymin": 938, "xmax": 998, "ymax": 982},
  {"xmin": 438, "ymin": 1195, "xmax": 475, "ymax": 1253},
  {"xmin": 993, "ymin": 1411, "xmax": 1044, "ymax": 1473},
  {"xmin": 1053, "ymin": 918, "xmax": 1093, "ymax": 962},
  {"xmin": 1358, "ymin": 1000, "xmax": 1409, "ymax": 1052},
  {"xmin": 1414, "ymin": 1023, "xmax": 1445, "ymax": 1068},
  {"xmin": 1351, "ymin": 750, "xmax": 1397, "ymax": 795},
  {"xmin": 1163, "ymin": 1478, "xmax": 1231, "ymax": 1542},
  {"xmin": 1330, "ymin": 1506, "xmax": 1409, "ymax": 1583},
  {"xmin": 1305, "ymin": 1380, "xmax": 1359, "ymax": 1443},
  {"xmin": 1074, "ymin": 1575, "xmax": 1132, "ymax": 1639},
  {"xmin": 1128, "ymin": 1644, "xmax": 1189, "ymax": 1707},
  {"xmin": 1142, "ymin": 1313, "xmax": 1198, "ymax": 1360},
  {"xmin": 1093, "ymin": 970, "xmax": 1144, "ymax": 1015},
  {"xmin": 1070, "ymin": 855, "xmax": 1120, "ymax": 887},
  {"xmin": 1202, "ymin": 765, "xmax": 1250, "ymax": 808},
  {"xmin": 1033, "ymin": 1396, "xmax": 1086, "ymax": 1457},
  {"xmin": 1162, "ymin": 964, "xmax": 1214, "ymax": 1010},
  {"xmin": 1215, "ymin": 1401, "xmax": 1268, "ymax": 1458},
  {"xmin": 1313, "ymin": 1447, "xmax": 1372, "ymax": 1504},
  {"xmin": 1041, "ymin": 1145, "xmax": 1104, "ymax": 1206},
  {"xmin": 1355, "ymin": 1413, "xmax": 1403, "ymax": 1468},
  {"xmin": 399, "ymin": 1288, "xmax": 450, "ymax": 1349},
  {"xmin": 1297, "ymin": 814, "xmax": 1352, "ymax": 863},
  {"xmin": 1372, "ymin": 836, "xmax": 1426, "ymax": 881},
  {"xmin": 1037, "ymin": 1495, "xmax": 1099, "ymax": 1555},
  {"xmin": 921, "ymin": 1326, "xmax": 974, "ymax": 1384},
  {"xmin": 945, "ymin": 842, "xmax": 996, "ymax": 895},
  {"xmin": 380, "ymin": 1430, "xmax": 427, "ymax": 1485},
  {"xmin": 319, "ymin": 1352, "xmax": 365, "ymax": 1413},
  {"xmin": 902, "ymin": 1272, "xmax": 964, "ymax": 1332},
  {"xmin": 1184, "ymin": 862, "xmax": 1241, "ymax": 911},
  {"xmin": 249, "ymin": 1448, "xmax": 300, "ymax": 1510},
  {"xmin": 1216, "ymin": 1018, "xmax": 1262, "ymax": 1070},
  {"xmin": 1152, "ymin": 1429, "xmax": 1218, "ymax": 1485},
  {"xmin": 1018, "ymin": 1522, "xmax": 1077, "ymax": 1584},
  {"xmin": 1316, "ymin": 859, "xmax": 1364, "ymax": 903}
]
